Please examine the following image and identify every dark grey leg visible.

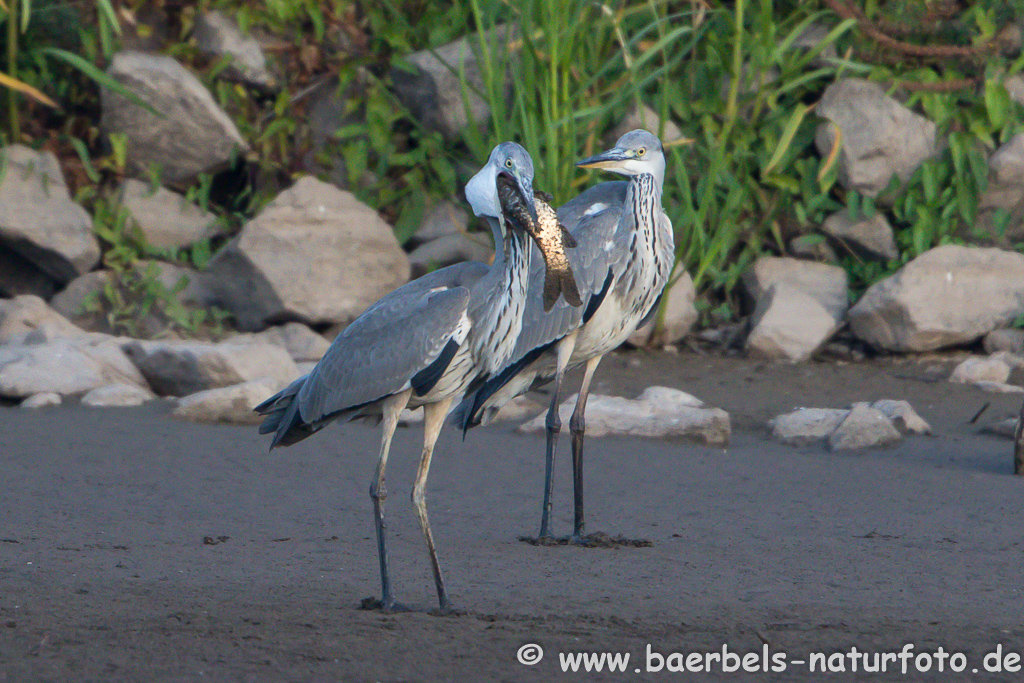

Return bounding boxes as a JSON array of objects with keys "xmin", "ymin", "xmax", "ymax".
[{"xmin": 570, "ymin": 356, "xmax": 601, "ymax": 541}]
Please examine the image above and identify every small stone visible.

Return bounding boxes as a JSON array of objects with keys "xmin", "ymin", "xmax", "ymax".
[
  {"xmin": 231, "ymin": 322, "xmax": 331, "ymax": 362},
  {"xmin": 116, "ymin": 179, "xmax": 224, "ymax": 249},
  {"xmin": 769, "ymin": 408, "xmax": 850, "ymax": 445},
  {"xmin": 949, "ymin": 356, "xmax": 1012, "ymax": 385},
  {"xmin": 20, "ymin": 392, "xmax": 61, "ymax": 409},
  {"xmin": 0, "ymin": 295, "xmax": 83, "ymax": 345},
  {"xmin": 788, "ymin": 235, "xmax": 837, "ymax": 262},
  {"xmin": 974, "ymin": 381, "xmax": 1024, "ymax": 394},
  {"xmin": 492, "ymin": 394, "xmax": 543, "ymax": 423},
  {"xmin": 828, "ymin": 404, "xmax": 901, "ymax": 451},
  {"xmin": 81, "ymin": 382, "xmax": 155, "ymax": 407},
  {"xmin": 821, "ymin": 211, "xmax": 899, "ymax": 261},
  {"xmin": 870, "ymin": 399, "xmax": 931, "ymax": 435},
  {"xmin": 194, "ymin": 11, "xmax": 275, "ymax": 88},
  {"xmin": 981, "ymin": 418, "xmax": 1018, "ymax": 439}
]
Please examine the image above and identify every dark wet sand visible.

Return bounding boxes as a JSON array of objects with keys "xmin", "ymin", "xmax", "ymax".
[{"xmin": 2, "ymin": 351, "xmax": 1023, "ymax": 681}]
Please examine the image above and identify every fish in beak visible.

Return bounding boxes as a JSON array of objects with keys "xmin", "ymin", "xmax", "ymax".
[{"xmin": 496, "ymin": 177, "xmax": 582, "ymax": 311}]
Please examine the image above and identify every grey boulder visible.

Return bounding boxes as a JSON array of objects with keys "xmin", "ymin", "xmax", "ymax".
[
  {"xmin": 849, "ymin": 245, "xmax": 1024, "ymax": 352},
  {"xmin": 828, "ymin": 403, "xmax": 902, "ymax": 451},
  {"xmin": 205, "ymin": 176, "xmax": 410, "ymax": 330},
  {"xmin": 815, "ymin": 79, "xmax": 939, "ymax": 197},
  {"xmin": 101, "ymin": 51, "xmax": 249, "ymax": 183},
  {"xmin": 0, "ymin": 146, "xmax": 99, "ymax": 283},
  {"xmin": 746, "ymin": 283, "xmax": 843, "ymax": 362},
  {"xmin": 0, "ymin": 295, "xmax": 84, "ymax": 345},
  {"xmin": 116, "ymin": 179, "xmax": 224, "ymax": 249},
  {"xmin": 821, "ymin": 211, "xmax": 899, "ymax": 261},
  {"xmin": 172, "ymin": 378, "xmax": 281, "ymax": 424},
  {"xmin": 194, "ymin": 11, "xmax": 276, "ymax": 88},
  {"xmin": 0, "ymin": 337, "xmax": 147, "ymax": 398}
]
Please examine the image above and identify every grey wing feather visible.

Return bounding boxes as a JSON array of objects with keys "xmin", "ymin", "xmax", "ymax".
[
  {"xmin": 556, "ymin": 181, "xmax": 628, "ymax": 229},
  {"xmin": 295, "ymin": 263, "xmax": 485, "ymax": 424}
]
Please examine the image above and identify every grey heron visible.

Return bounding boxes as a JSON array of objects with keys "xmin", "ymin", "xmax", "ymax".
[
  {"xmin": 255, "ymin": 143, "xmax": 561, "ymax": 612},
  {"xmin": 456, "ymin": 129, "xmax": 673, "ymax": 543}
]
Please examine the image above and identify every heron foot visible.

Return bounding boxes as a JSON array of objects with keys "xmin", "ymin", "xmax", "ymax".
[
  {"xmin": 429, "ymin": 602, "xmax": 464, "ymax": 617},
  {"xmin": 359, "ymin": 596, "xmax": 413, "ymax": 613}
]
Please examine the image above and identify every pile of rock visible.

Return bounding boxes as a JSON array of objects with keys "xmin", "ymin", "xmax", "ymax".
[{"xmin": 769, "ymin": 400, "xmax": 930, "ymax": 451}]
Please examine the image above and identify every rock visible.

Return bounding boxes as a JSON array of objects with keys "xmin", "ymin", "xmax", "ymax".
[
  {"xmin": 974, "ymin": 381, "xmax": 1024, "ymax": 394},
  {"xmin": 101, "ymin": 51, "xmax": 249, "ymax": 183},
  {"xmin": 408, "ymin": 233, "xmax": 493, "ymax": 274},
  {"xmin": 849, "ymin": 245, "xmax": 1024, "ymax": 352},
  {"xmin": 172, "ymin": 379, "xmax": 279, "ymax": 424},
  {"xmin": 493, "ymin": 394, "xmax": 543, "ymax": 423},
  {"xmin": 21, "ymin": 392, "xmax": 61, "ymax": 409},
  {"xmin": 746, "ymin": 283, "xmax": 842, "ymax": 362},
  {"xmin": 231, "ymin": 322, "xmax": 331, "ymax": 362},
  {"xmin": 978, "ymin": 133, "xmax": 1024, "ymax": 242},
  {"xmin": 0, "ymin": 337, "xmax": 147, "ymax": 398},
  {"xmin": 390, "ymin": 26, "xmax": 513, "ymax": 140},
  {"xmin": 629, "ymin": 270, "xmax": 699, "ymax": 347},
  {"xmin": 768, "ymin": 408, "xmax": 850, "ymax": 446},
  {"xmin": 300, "ymin": 76, "xmax": 366, "ymax": 188},
  {"xmin": 949, "ymin": 355, "xmax": 1012, "ymax": 385},
  {"xmin": 411, "ymin": 201, "xmax": 471, "ymax": 245},
  {"xmin": 606, "ymin": 103, "xmax": 686, "ymax": 146},
  {"xmin": 815, "ymin": 78, "xmax": 939, "ymax": 197},
  {"xmin": 871, "ymin": 399, "xmax": 931, "ymax": 435},
  {"xmin": 0, "ymin": 295, "xmax": 83, "ymax": 345},
  {"xmin": 0, "ymin": 247, "xmax": 58, "ymax": 299},
  {"xmin": 49, "ymin": 271, "xmax": 112, "ymax": 321},
  {"xmin": 120, "ymin": 5, "xmax": 171, "ymax": 53},
  {"xmin": 828, "ymin": 403, "xmax": 902, "ymax": 451},
  {"xmin": 123, "ymin": 339, "xmax": 298, "ymax": 397},
  {"xmin": 518, "ymin": 386, "xmax": 729, "ymax": 445},
  {"xmin": 741, "ymin": 256, "xmax": 848, "ymax": 319},
  {"xmin": 116, "ymin": 179, "xmax": 224, "ymax": 249},
  {"xmin": 788, "ymin": 234, "xmax": 837, "ymax": 262},
  {"xmin": 821, "ymin": 211, "xmax": 899, "ymax": 261},
  {"xmin": 205, "ymin": 176, "xmax": 410, "ymax": 330},
  {"xmin": 0, "ymin": 146, "xmax": 99, "ymax": 283},
  {"xmin": 81, "ymin": 382, "xmax": 155, "ymax": 407},
  {"xmin": 194, "ymin": 11, "xmax": 275, "ymax": 89},
  {"xmin": 984, "ymin": 328, "xmax": 1024, "ymax": 354}
]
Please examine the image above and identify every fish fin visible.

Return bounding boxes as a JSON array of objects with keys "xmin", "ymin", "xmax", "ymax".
[
  {"xmin": 559, "ymin": 221, "xmax": 577, "ymax": 249},
  {"xmin": 543, "ymin": 265, "xmax": 583, "ymax": 311}
]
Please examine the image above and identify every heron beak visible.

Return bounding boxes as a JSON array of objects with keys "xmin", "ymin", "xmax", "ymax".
[
  {"xmin": 499, "ymin": 169, "xmax": 538, "ymax": 223},
  {"xmin": 576, "ymin": 147, "xmax": 633, "ymax": 170}
]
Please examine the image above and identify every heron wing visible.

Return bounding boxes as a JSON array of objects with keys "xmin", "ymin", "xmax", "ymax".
[{"xmin": 294, "ymin": 262, "xmax": 486, "ymax": 424}]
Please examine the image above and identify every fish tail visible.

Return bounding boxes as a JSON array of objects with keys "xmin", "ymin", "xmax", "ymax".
[{"xmin": 543, "ymin": 265, "xmax": 584, "ymax": 311}]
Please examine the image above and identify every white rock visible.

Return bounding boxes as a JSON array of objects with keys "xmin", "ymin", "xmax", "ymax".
[
  {"xmin": 518, "ymin": 387, "xmax": 729, "ymax": 445},
  {"xmin": 492, "ymin": 394, "xmax": 543, "ymax": 423},
  {"xmin": 0, "ymin": 337, "xmax": 147, "ymax": 398},
  {"xmin": 204, "ymin": 177, "xmax": 410, "ymax": 330},
  {"xmin": 122, "ymin": 339, "xmax": 298, "ymax": 396},
  {"xmin": 815, "ymin": 78, "xmax": 939, "ymax": 197},
  {"xmin": 172, "ymin": 379, "xmax": 280, "ymax": 424},
  {"xmin": 629, "ymin": 270, "xmax": 699, "ymax": 347},
  {"xmin": 0, "ymin": 146, "xmax": 99, "ymax": 283},
  {"xmin": 746, "ymin": 283, "xmax": 842, "ymax": 362},
  {"xmin": 828, "ymin": 404, "xmax": 901, "ymax": 451},
  {"xmin": 0, "ymin": 295, "xmax": 84, "ymax": 345},
  {"xmin": 849, "ymin": 245, "xmax": 1024, "ymax": 352},
  {"xmin": 769, "ymin": 407, "xmax": 850, "ymax": 445},
  {"xmin": 984, "ymin": 328, "xmax": 1024, "ymax": 355},
  {"xmin": 101, "ymin": 52, "xmax": 250, "ymax": 183},
  {"xmin": 870, "ymin": 399, "xmax": 931, "ymax": 435},
  {"xmin": 20, "ymin": 392, "xmax": 61, "ymax": 409},
  {"xmin": 949, "ymin": 355, "xmax": 1012, "ymax": 385},
  {"xmin": 81, "ymin": 382, "xmax": 155, "ymax": 407}
]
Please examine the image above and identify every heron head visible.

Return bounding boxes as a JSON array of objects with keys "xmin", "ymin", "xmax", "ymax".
[
  {"xmin": 465, "ymin": 142, "xmax": 536, "ymax": 225},
  {"xmin": 576, "ymin": 129, "xmax": 665, "ymax": 187}
]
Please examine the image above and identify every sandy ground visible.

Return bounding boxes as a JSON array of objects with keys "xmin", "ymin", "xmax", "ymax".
[{"xmin": 2, "ymin": 350, "xmax": 1024, "ymax": 682}]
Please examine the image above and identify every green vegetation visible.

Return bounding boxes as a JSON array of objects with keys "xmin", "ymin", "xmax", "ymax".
[{"xmin": 2, "ymin": 0, "xmax": 1024, "ymax": 333}]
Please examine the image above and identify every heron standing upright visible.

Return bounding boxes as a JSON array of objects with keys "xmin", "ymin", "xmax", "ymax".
[
  {"xmin": 457, "ymin": 130, "xmax": 674, "ymax": 543},
  {"xmin": 255, "ymin": 143, "xmax": 557, "ymax": 612}
]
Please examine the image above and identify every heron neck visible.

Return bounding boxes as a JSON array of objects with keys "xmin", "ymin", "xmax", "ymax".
[{"xmin": 470, "ymin": 216, "xmax": 532, "ymax": 371}]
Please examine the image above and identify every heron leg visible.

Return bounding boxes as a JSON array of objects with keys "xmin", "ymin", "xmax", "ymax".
[
  {"xmin": 366, "ymin": 389, "xmax": 411, "ymax": 612},
  {"xmin": 538, "ymin": 333, "xmax": 577, "ymax": 541},
  {"xmin": 570, "ymin": 355, "xmax": 602, "ymax": 542},
  {"xmin": 412, "ymin": 395, "xmax": 454, "ymax": 614}
]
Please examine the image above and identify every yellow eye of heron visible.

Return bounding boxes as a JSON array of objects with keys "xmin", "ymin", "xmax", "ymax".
[
  {"xmin": 637, "ymin": 147, "xmax": 646, "ymax": 157},
  {"xmin": 505, "ymin": 158, "xmax": 513, "ymax": 168}
]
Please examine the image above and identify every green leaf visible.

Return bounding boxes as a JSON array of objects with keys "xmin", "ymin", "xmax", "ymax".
[
  {"xmin": 70, "ymin": 138, "xmax": 100, "ymax": 183},
  {"xmin": 762, "ymin": 102, "xmax": 807, "ymax": 175}
]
